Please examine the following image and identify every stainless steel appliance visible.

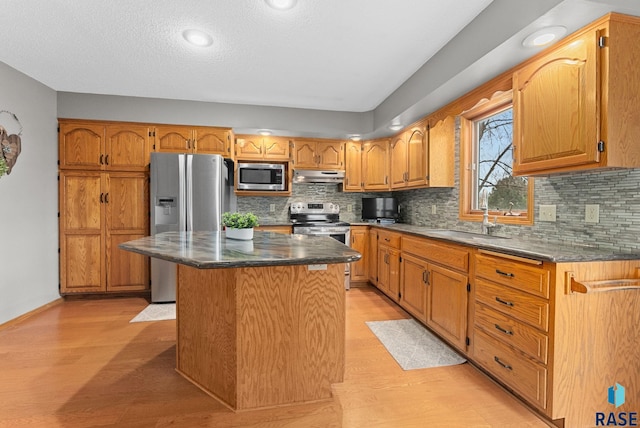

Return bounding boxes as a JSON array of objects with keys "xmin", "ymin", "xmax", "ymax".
[
  {"xmin": 293, "ymin": 169, "xmax": 345, "ymax": 183},
  {"xmin": 237, "ymin": 162, "xmax": 286, "ymax": 191},
  {"xmin": 150, "ymin": 152, "xmax": 236, "ymax": 302},
  {"xmin": 290, "ymin": 202, "xmax": 351, "ymax": 290}
]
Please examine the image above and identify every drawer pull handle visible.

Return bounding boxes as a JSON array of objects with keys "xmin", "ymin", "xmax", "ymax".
[
  {"xmin": 384, "ymin": 238, "xmax": 390, "ymax": 242},
  {"xmin": 495, "ymin": 297, "xmax": 514, "ymax": 307},
  {"xmin": 494, "ymin": 324, "xmax": 514, "ymax": 335},
  {"xmin": 494, "ymin": 356, "xmax": 513, "ymax": 370},
  {"xmin": 496, "ymin": 269, "xmax": 514, "ymax": 278}
]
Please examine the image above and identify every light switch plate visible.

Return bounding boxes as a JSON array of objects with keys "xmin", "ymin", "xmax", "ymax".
[
  {"xmin": 585, "ymin": 204, "xmax": 600, "ymax": 223},
  {"xmin": 539, "ymin": 205, "xmax": 556, "ymax": 222}
]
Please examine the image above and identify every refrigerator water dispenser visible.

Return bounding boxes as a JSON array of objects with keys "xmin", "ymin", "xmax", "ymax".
[{"xmin": 155, "ymin": 197, "xmax": 178, "ymax": 225}]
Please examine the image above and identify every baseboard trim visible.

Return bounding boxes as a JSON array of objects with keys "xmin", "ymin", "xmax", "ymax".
[{"xmin": 0, "ymin": 298, "xmax": 64, "ymax": 331}]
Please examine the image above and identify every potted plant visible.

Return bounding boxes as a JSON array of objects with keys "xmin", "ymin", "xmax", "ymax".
[{"xmin": 222, "ymin": 212, "xmax": 259, "ymax": 240}]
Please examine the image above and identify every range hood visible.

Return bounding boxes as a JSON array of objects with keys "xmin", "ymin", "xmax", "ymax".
[{"xmin": 293, "ymin": 169, "xmax": 345, "ymax": 184}]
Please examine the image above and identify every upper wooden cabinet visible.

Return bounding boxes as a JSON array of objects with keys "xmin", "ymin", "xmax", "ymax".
[
  {"xmin": 513, "ymin": 13, "xmax": 640, "ymax": 175},
  {"xmin": 235, "ymin": 135, "xmax": 291, "ymax": 161},
  {"xmin": 427, "ymin": 115, "xmax": 455, "ymax": 187},
  {"xmin": 344, "ymin": 141, "xmax": 363, "ymax": 191},
  {"xmin": 59, "ymin": 120, "xmax": 151, "ymax": 172},
  {"xmin": 362, "ymin": 139, "xmax": 390, "ymax": 191},
  {"xmin": 154, "ymin": 125, "xmax": 232, "ymax": 156},
  {"xmin": 292, "ymin": 139, "xmax": 344, "ymax": 170},
  {"xmin": 390, "ymin": 122, "xmax": 428, "ymax": 189}
]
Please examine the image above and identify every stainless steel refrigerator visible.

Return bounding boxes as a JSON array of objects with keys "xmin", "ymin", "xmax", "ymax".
[{"xmin": 150, "ymin": 152, "xmax": 236, "ymax": 302}]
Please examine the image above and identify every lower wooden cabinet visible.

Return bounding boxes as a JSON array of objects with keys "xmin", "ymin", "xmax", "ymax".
[
  {"xmin": 255, "ymin": 225, "xmax": 292, "ymax": 234},
  {"xmin": 368, "ymin": 228, "xmax": 378, "ymax": 284},
  {"xmin": 400, "ymin": 235, "xmax": 470, "ymax": 351},
  {"xmin": 59, "ymin": 171, "xmax": 149, "ymax": 294},
  {"xmin": 349, "ymin": 226, "xmax": 368, "ymax": 282},
  {"xmin": 376, "ymin": 231, "xmax": 401, "ymax": 301}
]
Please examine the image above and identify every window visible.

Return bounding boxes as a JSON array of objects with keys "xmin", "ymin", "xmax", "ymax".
[{"xmin": 460, "ymin": 91, "xmax": 533, "ymax": 224}]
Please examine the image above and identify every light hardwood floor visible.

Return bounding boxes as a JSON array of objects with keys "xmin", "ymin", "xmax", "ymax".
[{"xmin": 0, "ymin": 286, "xmax": 550, "ymax": 427}]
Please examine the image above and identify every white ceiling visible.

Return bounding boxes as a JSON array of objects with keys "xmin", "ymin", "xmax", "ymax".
[{"xmin": 0, "ymin": 0, "xmax": 494, "ymax": 112}]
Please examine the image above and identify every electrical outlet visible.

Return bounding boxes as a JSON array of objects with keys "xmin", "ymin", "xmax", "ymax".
[
  {"xmin": 269, "ymin": 204, "xmax": 275, "ymax": 213},
  {"xmin": 431, "ymin": 204, "xmax": 437, "ymax": 215},
  {"xmin": 539, "ymin": 205, "xmax": 556, "ymax": 222},
  {"xmin": 347, "ymin": 204, "xmax": 352, "ymax": 213},
  {"xmin": 585, "ymin": 204, "xmax": 599, "ymax": 223}
]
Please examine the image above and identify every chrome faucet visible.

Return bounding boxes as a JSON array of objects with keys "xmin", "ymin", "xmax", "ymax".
[{"xmin": 482, "ymin": 204, "xmax": 497, "ymax": 235}]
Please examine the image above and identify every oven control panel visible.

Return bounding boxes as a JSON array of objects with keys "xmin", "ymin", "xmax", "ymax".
[{"xmin": 290, "ymin": 202, "xmax": 339, "ymax": 214}]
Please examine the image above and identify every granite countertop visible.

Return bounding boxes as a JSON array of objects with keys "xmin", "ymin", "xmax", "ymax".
[
  {"xmin": 119, "ymin": 231, "xmax": 361, "ymax": 269},
  {"xmin": 367, "ymin": 223, "xmax": 640, "ymax": 263}
]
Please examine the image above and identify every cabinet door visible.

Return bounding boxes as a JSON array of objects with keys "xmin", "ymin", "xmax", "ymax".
[
  {"xmin": 155, "ymin": 126, "xmax": 192, "ymax": 153},
  {"xmin": 350, "ymin": 227, "xmax": 368, "ymax": 281},
  {"xmin": 390, "ymin": 134, "xmax": 407, "ymax": 189},
  {"xmin": 344, "ymin": 141, "xmax": 363, "ymax": 191},
  {"xmin": 368, "ymin": 228, "xmax": 378, "ymax": 284},
  {"xmin": 317, "ymin": 141, "xmax": 344, "ymax": 169},
  {"xmin": 428, "ymin": 116, "xmax": 455, "ymax": 187},
  {"xmin": 59, "ymin": 171, "xmax": 105, "ymax": 293},
  {"xmin": 377, "ymin": 246, "xmax": 390, "ymax": 296},
  {"xmin": 427, "ymin": 264, "xmax": 468, "ymax": 350},
  {"xmin": 293, "ymin": 140, "xmax": 318, "ymax": 168},
  {"xmin": 59, "ymin": 122, "xmax": 105, "ymax": 170},
  {"xmin": 513, "ymin": 30, "xmax": 599, "ymax": 174},
  {"xmin": 263, "ymin": 136, "xmax": 291, "ymax": 160},
  {"xmin": 399, "ymin": 253, "xmax": 428, "ymax": 322},
  {"xmin": 105, "ymin": 124, "xmax": 151, "ymax": 171},
  {"xmin": 105, "ymin": 173, "xmax": 149, "ymax": 291},
  {"xmin": 362, "ymin": 139, "xmax": 390, "ymax": 190},
  {"xmin": 235, "ymin": 135, "xmax": 264, "ymax": 159},
  {"xmin": 406, "ymin": 125, "xmax": 427, "ymax": 188},
  {"xmin": 388, "ymin": 248, "xmax": 400, "ymax": 301},
  {"xmin": 193, "ymin": 127, "xmax": 231, "ymax": 156}
]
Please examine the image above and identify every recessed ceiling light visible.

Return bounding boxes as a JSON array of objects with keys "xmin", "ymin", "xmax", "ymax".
[
  {"xmin": 265, "ymin": 0, "xmax": 298, "ymax": 11},
  {"xmin": 258, "ymin": 129, "xmax": 272, "ymax": 136},
  {"xmin": 389, "ymin": 124, "xmax": 403, "ymax": 131},
  {"xmin": 349, "ymin": 135, "xmax": 362, "ymax": 141},
  {"xmin": 522, "ymin": 26, "xmax": 567, "ymax": 48},
  {"xmin": 182, "ymin": 29, "xmax": 214, "ymax": 47}
]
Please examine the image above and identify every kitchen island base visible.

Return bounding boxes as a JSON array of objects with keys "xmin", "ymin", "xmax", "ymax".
[{"xmin": 176, "ymin": 262, "xmax": 346, "ymax": 411}]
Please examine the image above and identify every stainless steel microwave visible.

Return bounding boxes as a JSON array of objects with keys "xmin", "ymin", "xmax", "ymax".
[{"xmin": 237, "ymin": 163, "xmax": 286, "ymax": 191}]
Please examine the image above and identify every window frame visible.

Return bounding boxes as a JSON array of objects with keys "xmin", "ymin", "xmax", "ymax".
[{"xmin": 459, "ymin": 90, "xmax": 534, "ymax": 225}]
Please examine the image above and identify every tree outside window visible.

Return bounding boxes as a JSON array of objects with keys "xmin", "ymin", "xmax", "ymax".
[{"xmin": 460, "ymin": 91, "xmax": 533, "ymax": 225}]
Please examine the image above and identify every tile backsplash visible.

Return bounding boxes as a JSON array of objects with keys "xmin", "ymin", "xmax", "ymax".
[{"xmin": 238, "ymin": 119, "xmax": 640, "ymax": 252}]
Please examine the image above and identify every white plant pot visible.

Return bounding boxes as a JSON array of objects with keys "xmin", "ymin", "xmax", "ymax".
[{"xmin": 225, "ymin": 227, "xmax": 254, "ymax": 240}]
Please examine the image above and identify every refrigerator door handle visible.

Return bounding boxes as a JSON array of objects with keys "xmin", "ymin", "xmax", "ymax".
[{"xmin": 186, "ymin": 154, "xmax": 194, "ymax": 231}]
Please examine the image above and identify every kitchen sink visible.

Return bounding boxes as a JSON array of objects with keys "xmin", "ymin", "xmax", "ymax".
[{"xmin": 424, "ymin": 229, "xmax": 510, "ymax": 241}]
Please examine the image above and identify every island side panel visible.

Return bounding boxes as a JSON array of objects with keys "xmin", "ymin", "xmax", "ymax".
[
  {"xmin": 552, "ymin": 261, "xmax": 640, "ymax": 427},
  {"xmin": 176, "ymin": 265, "xmax": 238, "ymax": 409},
  {"xmin": 236, "ymin": 263, "xmax": 346, "ymax": 410}
]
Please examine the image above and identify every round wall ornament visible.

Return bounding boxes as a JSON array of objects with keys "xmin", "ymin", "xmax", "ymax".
[{"xmin": 0, "ymin": 110, "xmax": 23, "ymax": 179}]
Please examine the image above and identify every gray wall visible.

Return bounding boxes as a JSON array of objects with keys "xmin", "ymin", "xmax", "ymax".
[{"xmin": 0, "ymin": 63, "xmax": 59, "ymax": 325}]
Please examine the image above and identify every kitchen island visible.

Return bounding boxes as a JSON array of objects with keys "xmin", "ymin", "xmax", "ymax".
[{"xmin": 120, "ymin": 231, "xmax": 361, "ymax": 411}]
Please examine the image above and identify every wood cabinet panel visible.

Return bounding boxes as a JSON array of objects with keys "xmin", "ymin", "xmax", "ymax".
[
  {"xmin": 368, "ymin": 228, "xmax": 378, "ymax": 284},
  {"xmin": 350, "ymin": 226, "xmax": 368, "ymax": 282},
  {"xmin": 427, "ymin": 264, "xmax": 468, "ymax": 350},
  {"xmin": 399, "ymin": 252, "xmax": 428, "ymax": 322},
  {"xmin": 59, "ymin": 122, "xmax": 105, "ymax": 170},
  {"xmin": 105, "ymin": 173, "xmax": 149, "ymax": 231},
  {"xmin": 255, "ymin": 225, "xmax": 292, "ymax": 234},
  {"xmin": 377, "ymin": 230, "xmax": 401, "ymax": 249},
  {"xmin": 390, "ymin": 134, "xmax": 407, "ymax": 189},
  {"xmin": 263, "ymin": 137, "xmax": 290, "ymax": 159},
  {"xmin": 475, "ymin": 278, "xmax": 549, "ymax": 332},
  {"xmin": 406, "ymin": 127, "xmax": 427, "ymax": 187},
  {"xmin": 236, "ymin": 135, "xmax": 290, "ymax": 160},
  {"xmin": 513, "ymin": 30, "xmax": 598, "ymax": 174},
  {"xmin": 107, "ymin": 233, "xmax": 149, "ymax": 292},
  {"xmin": 474, "ymin": 302, "xmax": 548, "ymax": 364},
  {"xmin": 155, "ymin": 126, "xmax": 192, "ymax": 153},
  {"xmin": 473, "ymin": 329, "xmax": 548, "ymax": 410},
  {"xmin": 193, "ymin": 127, "xmax": 231, "ymax": 156},
  {"xmin": 344, "ymin": 141, "xmax": 363, "ymax": 191},
  {"xmin": 362, "ymin": 139, "xmax": 390, "ymax": 190},
  {"xmin": 61, "ymin": 172, "xmax": 102, "ymax": 230},
  {"xmin": 475, "ymin": 253, "xmax": 549, "ymax": 298},
  {"xmin": 105, "ymin": 124, "xmax": 151, "ymax": 171},
  {"xmin": 377, "ymin": 245, "xmax": 399, "ymax": 301},
  {"xmin": 235, "ymin": 136, "xmax": 263, "ymax": 159},
  {"xmin": 62, "ymin": 234, "xmax": 104, "ymax": 292},
  {"xmin": 292, "ymin": 139, "xmax": 343, "ymax": 169},
  {"xmin": 402, "ymin": 235, "xmax": 468, "ymax": 272},
  {"xmin": 427, "ymin": 115, "xmax": 455, "ymax": 187}
]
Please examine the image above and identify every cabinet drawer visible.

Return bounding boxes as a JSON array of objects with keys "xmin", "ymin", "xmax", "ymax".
[
  {"xmin": 475, "ymin": 253, "xmax": 550, "ymax": 298},
  {"xmin": 402, "ymin": 235, "xmax": 469, "ymax": 272},
  {"xmin": 377, "ymin": 230, "xmax": 401, "ymax": 249},
  {"xmin": 474, "ymin": 302, "xmax": 548, "ymax": 364},
  {"xmin": 475, "ymin": 279, "xmax": 549, "ymax": 332},
  {"xmin": 473, "ymin": 329, "xmax": 548, "ymax": 411}
]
